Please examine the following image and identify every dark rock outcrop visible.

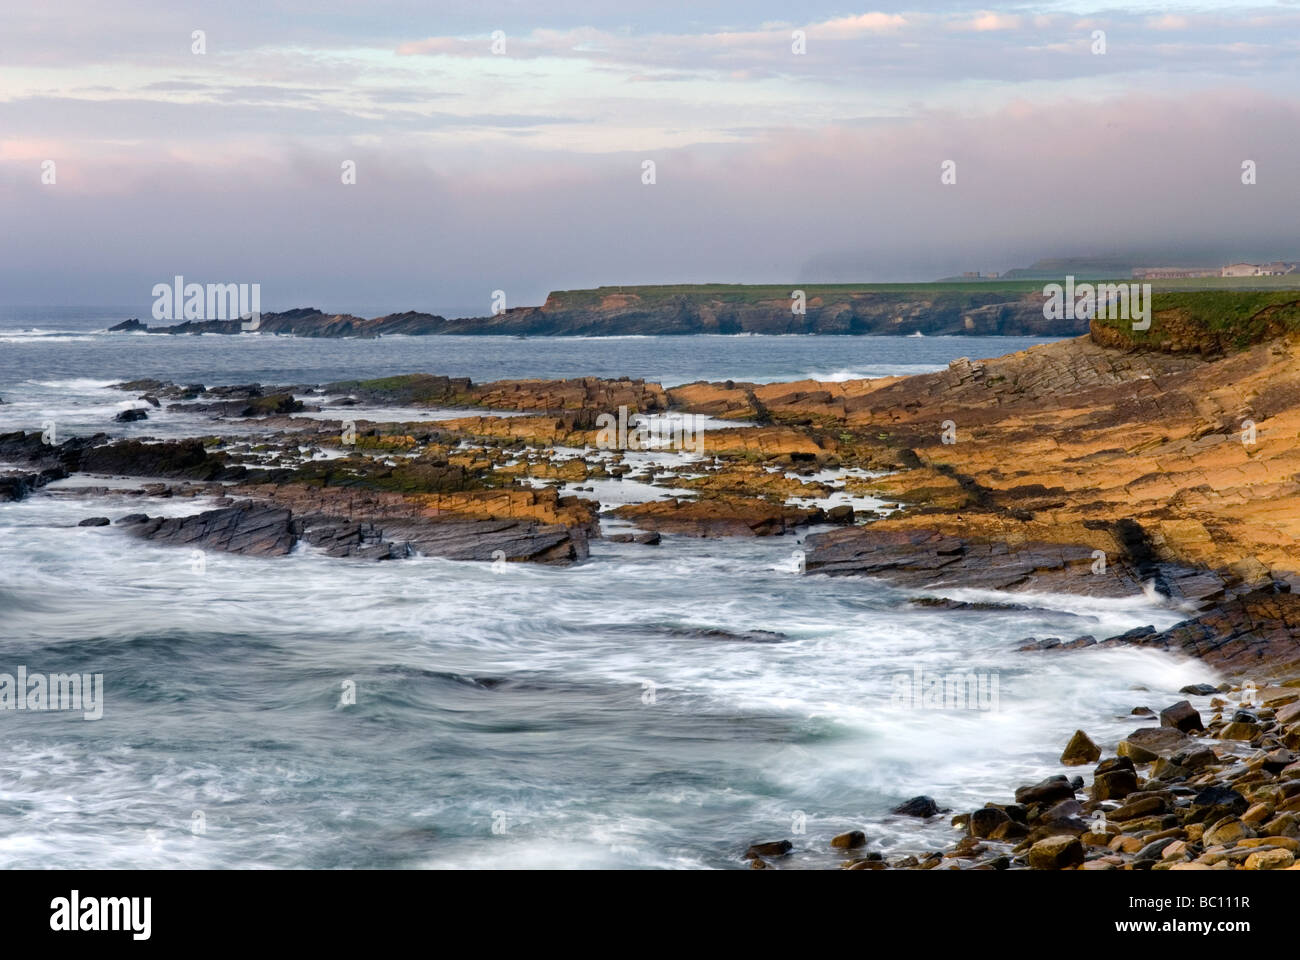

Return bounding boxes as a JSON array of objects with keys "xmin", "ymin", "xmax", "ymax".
[
  {"xmin": 1095, "ymin": 586, "xmax": 1300, "ymax": 672},
  {"xmin": 125, "ymin": 503, "xmax": 296, "ymax": 556},
  {"xmin": 802, "ymin": 526, "xmax": 1230, "ymax": 608},
  {"xmin": 123, "ymin": 500, "xmax": 590, "ymax": 564}
]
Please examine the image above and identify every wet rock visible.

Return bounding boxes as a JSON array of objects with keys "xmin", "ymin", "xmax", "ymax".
[
  {"xmin": 825, "ymin": 504, "xmax": 855, "ymax": 524},
  {"xmin": 1061, "ymin": 729, "xmax": 1101, "ymax": 766},
  {"xmin": 615, "ymin": 497, "xmax": 818, "ymax": 537},
  {"xmin": 1181, "ymin": 683, "xmax": 1218, "ymax": 695},
  {"xmin": 1092, "ymin": 763, "xmax": 1140, "ymax": 801},
  {"xmin": 1110, "ymin": 795, "xmax": 1167, "ymax": 821},
  {"xmin": 1040, "ymin": 799, "xmax": 1088, "ymax": 833},
  {"xmin": 1104, "ymin": 588, "xmax": 1300, "ymax": 673},
  {"xmin": 1133, "ymin": 837, "xmax": 1178, "ymax": 862},
  {"xmin": 830, "ymin": 830, "xmax": 866, "ymax": 850},
  {"xmin": 913, "ymin": 596, "xmax": 1038, "ymax": 613},
  {"xmin": 1218, "ymin": 720, "xmax": 1263, "ymax": 741},
  {"xmin": 1204, "ymin": 818, "xmax": 1252, "ymax": 845},
  {"xmin": 804, "ymin": 527, "xmax": 1159, "ymax": 598},
  {"xmin": 892, "ymin": 796, "xmax": 941, "ymax": 818},
  {"xmin": 1015, "ymin": 776, "xmax": 1075, "ymax": 806},
  {"xmin": 77, "ymin": 517, "xmax": 110, "ymax": 527},
  {"xmin": 1244, "ymin": 848, "xmax": 1294, "ymax": 870},
  {"xmin": 947, "ymin": 837, "xmax": 987, "ymax": 859},
  {"xmin": 607, "ymin": 532, "xmax": 661, "ymax": 545},
  {"xmin": 1160, "ymin": 700, "xmax": 1205, "ymax": 733},
  {"xmin": 1027, "ymin": 835, "xmax": 1084, "ymax": 870},
  {"xmin": 114, "ymin": 407, "xmax": 149, "ymax": 422},
  {"xmin": 1187, "ymin": 786, "xmax": 1249, "ymax": 823},
  {"xmin": 1263, "ymin": 814, "xmax": 1300, "ymax": 837},
  {"xmin": 1118, "ymin": 727, "xmax": 1192, "ymax": 763},
  {"xmin": 744, "ymin": 840, "xmax": 792, "ymax": 860},
  {"xmin": 968, "ymin": 807, "xmax": 1011, "ymax": 838},
  {"xmin": 989, "ymin": 819, "xmax": 1030, "ymax": 840},
  {"xmin": 125, "ymin": 502, "xmax": 296, "ymax": 556},
  {"xmin": 1242, "ymin": 803, "xmax": 1274, "ymax": 824},
  {"xmin": 1168, "ymin": 745, "xmax": 1217, "ymax": 771}
]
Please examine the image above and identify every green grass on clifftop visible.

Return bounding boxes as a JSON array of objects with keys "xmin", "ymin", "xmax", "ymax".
[
  {"xmin": 1093, "ymin": 290, "xmax": 1300, "ymax": 351},
  {"xmin": 547, "ymin": 276, "xmax": 1300, "ymax": 310}
]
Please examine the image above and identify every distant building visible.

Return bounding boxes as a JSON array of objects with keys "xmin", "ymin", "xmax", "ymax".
[
  {"xmin": 1132, "ymin": 267, "xmax": 1218, "ymax": 279},
  {"xmin": 1259, "ymin": 261, "xmax": 1297, "ymax": 276},
  {"xmin": 1222, "ymin": 262, "xmax": 1262, "ymax": 277}
]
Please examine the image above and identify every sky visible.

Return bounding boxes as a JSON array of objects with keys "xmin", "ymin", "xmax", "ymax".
[{"xmin": 2, "ymin": 1, "xmax": 1299, "ymax": 315}]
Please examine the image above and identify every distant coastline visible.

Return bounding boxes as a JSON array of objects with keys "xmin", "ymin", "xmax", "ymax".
[{"xmin": 107, "ymin": 276, "xmax": 1300, "ymax": 340}]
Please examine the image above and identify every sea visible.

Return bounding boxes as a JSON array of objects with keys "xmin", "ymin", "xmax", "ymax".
[{"xmin": 0, "ymin": 307, "xmax": 1214, "ymax": 868}]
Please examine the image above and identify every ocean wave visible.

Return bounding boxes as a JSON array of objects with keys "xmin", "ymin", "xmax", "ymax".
[{"xmin": 25, "ymin": 378, "xmax": 120, "ymax": 390}]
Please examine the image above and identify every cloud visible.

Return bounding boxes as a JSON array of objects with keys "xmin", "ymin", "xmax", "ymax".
[
  {"xmin": 3, "ymin": 90, "xmax": 1297, "ymax": 311},
  {"xmin": 3, "ymin": 3, "xmax": 1299, "ymax": 312},
  {"xmin": 817, "ymin": 13, "xmax": 909, "ymax": 35},
  {"xmin": 950, "ymin": 12, "xmax": 1023, "ymax": 32}
]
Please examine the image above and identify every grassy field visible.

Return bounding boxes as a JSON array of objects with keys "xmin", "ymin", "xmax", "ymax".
[{"xmin": 548, "ymin": 276, "xmax": 1300, "ymax": 307}]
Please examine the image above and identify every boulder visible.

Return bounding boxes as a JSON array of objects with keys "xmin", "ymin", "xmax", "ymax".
[
  {"xmin": 968, "ymin": 807, "xmax": 1011, "ymax": 838},
  {"xmin": 1244, "ymin": 848, "xmax": 1295, "ymax": 870},
  {"xmin": 830, "ymin": 830, "xmax": 866, "ymax": 850},
  {"xmin": 1118, "ymin": 727, "xmax": 1192, "ymax": 763},
  {"xmin": 1187, "ymin": 786, "xmax": 1248, "ymax": 823},
  {"xmin": 1060, "ymin": 730, "xmax": 1101, "ymax": 766},
  {"xmin": 743, "ymin": 840, "xmax": 792, "ymax": 859},
  {"xmin": 825, "ymin": 504, "xmax": 855, "ymax": 524},
  {"xmin": 1159, "ymin": 700, "xmax": 1205, "ymax": 733},
  {"xmin": 1110, "ymin": 795, "xmax": 1167, "ymax": 821},
  {"xmin": 1027, "ymin": 835, "xmax": 1084, "ymax": 870},
  {"xmin": 1218, "ymin": 721, "xmax": 1262, "ymax": 741},
  {"xmin": 1015, "ymin": 776, "xmax": 1075, "ymax": 806},
  {"xmin": 891, "ymin": 796, "xmax": 941, "ymax": 818},
  {"xmin": 1092, "ymin": 767, "xmax": 1139, "ymax": 801}
]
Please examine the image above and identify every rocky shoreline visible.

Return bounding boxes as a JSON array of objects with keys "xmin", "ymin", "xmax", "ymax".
[
  {"xmin": 744, "ymin": 677, "xmax": 1300, "ymax": 871},
  {"xmin": 9, "ymin": 293, "xmax": 1300, "ymax": 869}
]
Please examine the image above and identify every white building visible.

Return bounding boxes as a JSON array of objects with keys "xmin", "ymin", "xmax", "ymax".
[{"xmin": 1222, "ymin": 262, "xmax": 1261, "ymax": 277}]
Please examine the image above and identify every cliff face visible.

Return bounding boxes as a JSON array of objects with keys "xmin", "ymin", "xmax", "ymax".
[
  {"xmin": 109, "ymin": 285, "xmax": 1074, "ymax": 337},
  {"xmin": 472, "ymin": 287, "xmax": 1064, "ymax": 336}
]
